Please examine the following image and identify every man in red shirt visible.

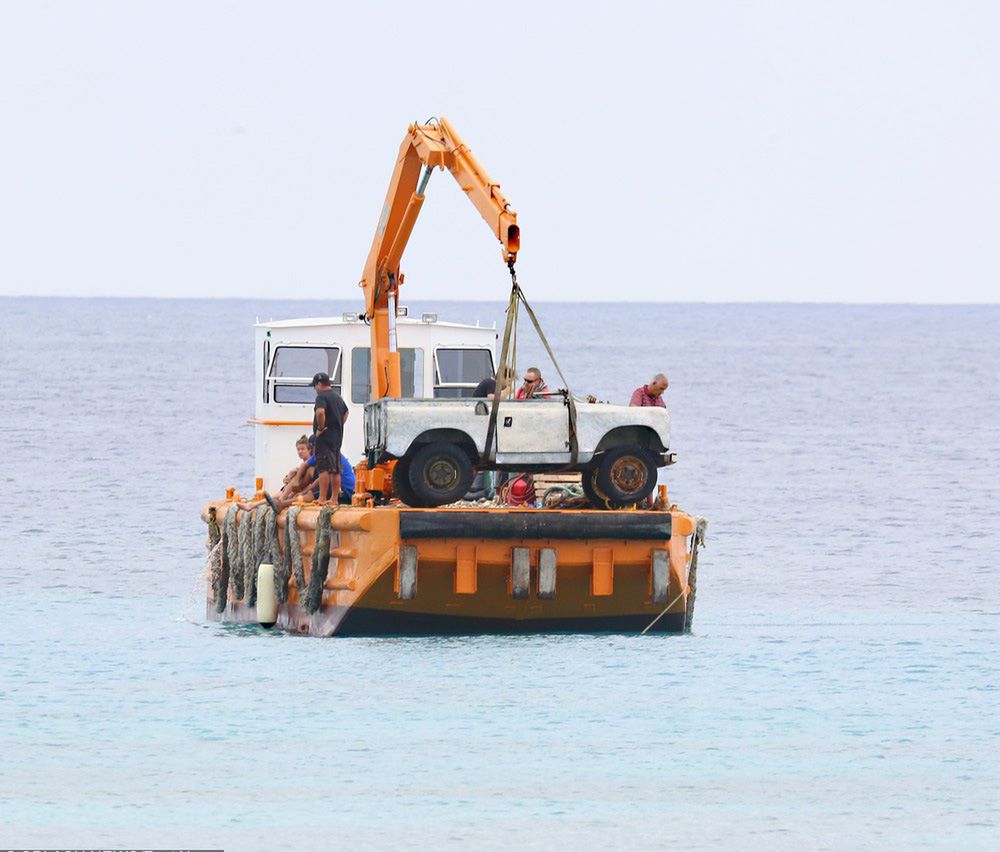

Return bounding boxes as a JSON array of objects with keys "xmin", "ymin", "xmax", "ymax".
[{"xmin": 629, "ymin": 373, "xmax": 668, "ymax": 407}]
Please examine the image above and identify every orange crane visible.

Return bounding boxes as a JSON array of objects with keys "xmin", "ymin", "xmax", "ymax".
[{"xmin": 360, "ymin": 117, "xmax": 520, "ymax": 401}]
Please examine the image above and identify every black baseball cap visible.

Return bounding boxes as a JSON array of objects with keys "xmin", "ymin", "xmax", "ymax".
[{"xmin": 311, "ymin": 372, "xmax": 331, "ymax": 387}]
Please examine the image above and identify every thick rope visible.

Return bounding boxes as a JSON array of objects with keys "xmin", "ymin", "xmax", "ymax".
[
  {"xmin": 245, "ymin": 506, "xmax": 270, "ymax": 608},
  {"xmin": 207, "ymin": 508, "xmax": 228, "ymax": 615},
  {"xmin": 285, "ymin": 505, "xmax": 307, "ymax": 602},
  {"xmin": 237, "ymin": 507, "xmax": 256, "ymax": 601},
  {"xmin": 266, "ymin": 507, "xmax": 285, "ymax": 604},
  {"xmin": 224, "ymin": 505, "xmax": 243, "ymax": 603},
  {"xmin": 304, "ymin": 505, "xmax": 333, "ymax": 614},
  {"xmin": 683, "ymin": 517, "xmax": 708, "ymax": 634}
]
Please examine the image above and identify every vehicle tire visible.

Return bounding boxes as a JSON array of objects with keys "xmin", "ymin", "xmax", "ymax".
[
  {"xmin": 581, "ymin": 469, "xmax": 611, "ymax": 509},
  {"xmin": 392, "ymin": 457, "xmax": 424, "ymax": 508},
  {"xmin": 406, "ymin": 442, "xmax": 475, "ymax": 508},
  {"xmin": 595, "ymin": 446, "xmax": 658, "ymax": 508}
]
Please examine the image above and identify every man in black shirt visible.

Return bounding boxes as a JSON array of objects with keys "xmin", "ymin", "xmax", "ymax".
[
  {"xmin": 472, "ymin": 376, "xmax": 495, "ymax": 398},
  {"xmin": 311, "ymin": 372, "xmax": 349, "ymax": 503},
  {"xmin": 472, "ymin": 366, "xmax": 515, "ymax": 399}
]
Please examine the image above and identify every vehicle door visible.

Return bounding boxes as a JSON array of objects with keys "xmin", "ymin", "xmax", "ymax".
[{"xmin": 495, "ymin": 397, "xmax": 571, "ymax": 463}]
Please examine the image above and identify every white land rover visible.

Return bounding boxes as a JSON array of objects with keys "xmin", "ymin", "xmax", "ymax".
[{"xmin": 365, "ymin": 395, "xmax": 674, "ymax": 508}]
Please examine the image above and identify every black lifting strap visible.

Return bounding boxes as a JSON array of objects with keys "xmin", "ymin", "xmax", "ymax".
[{"xmin": 484, "ymin": 264, "xmax": 579, "ymax": 466}]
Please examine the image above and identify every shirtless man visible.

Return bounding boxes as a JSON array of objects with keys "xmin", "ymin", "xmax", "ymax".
[{"xmin": 238, "ymin": 436, "xmax": 317, "ymax": 512}]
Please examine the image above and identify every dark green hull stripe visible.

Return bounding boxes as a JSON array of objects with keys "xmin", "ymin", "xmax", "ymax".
[{"xmin": 398, "ymin": 510, "xmax": 672, "ymax": 541}]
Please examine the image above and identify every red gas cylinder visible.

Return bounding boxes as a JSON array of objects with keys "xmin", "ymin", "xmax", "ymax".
[{"xmin": 505, "ymin": 474, "xmax": 536, "ymax": 506}]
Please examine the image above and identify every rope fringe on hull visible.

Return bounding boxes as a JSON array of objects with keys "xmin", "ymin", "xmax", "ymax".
[
  {"xmin": 207, "ymin": 508, "xmax": 227, "ymax": 614},
  {"xmin": 265, "ymin": 506, "xmax": 285, "ymax": 603},
  {"xmin": 304, "ymin": 505, "xmax": 333, "ymax": 614},
  {"xmin": 285, "ymin": 505, "xmax": 307, "ymax": 602}
]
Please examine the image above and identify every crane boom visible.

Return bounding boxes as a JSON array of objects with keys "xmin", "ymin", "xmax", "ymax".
[{"xmin": 360, "ymin": 118, "xmax": 520, "ymax": 399}]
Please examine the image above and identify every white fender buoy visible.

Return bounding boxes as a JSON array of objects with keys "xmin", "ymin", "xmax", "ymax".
[{"xmin": 256, "ymin": 563, "xmax": 277, "ymax": 628}]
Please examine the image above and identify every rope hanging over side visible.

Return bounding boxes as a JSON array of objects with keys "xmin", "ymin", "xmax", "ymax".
[
  {"xmin": 683, "ymin": 517, "xmax": 708, "ymax": 634},
  {"xmin": 224, "ymin": 505, "xmax": 243, "ymax": 603},
  {"xmin": 208, "ymin": 508, "xmax": 228, "ymax": 615},
  {"xmin": 285, "ymin": 506, "xmax": 307, "ymax": 605},
  {"xmin": 237, "ymin": 507, "xmax": 256, "ymax": 601},
  {"xmin": 641, "ymin": 516, "xmax": 708, "ymax": 635},
  {"xmin": 245, "ymin": 506, "xmax": 270, "ymax": 608},
  {"xmin": 285, "ymin": 505, "xmax": 307, "ymax": 602},
  {"xmin": 304, "ymin": 505, "xmax": 333, "ymax": 614},
  {"xmin": 265, "ymin": 506, "xmax": 286, "ymax": 604}
]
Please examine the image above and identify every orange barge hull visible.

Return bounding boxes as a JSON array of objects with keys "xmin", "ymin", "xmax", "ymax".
[{"xmin": 201, "ymin": 504, "xmax": 697, "ymax": 636}]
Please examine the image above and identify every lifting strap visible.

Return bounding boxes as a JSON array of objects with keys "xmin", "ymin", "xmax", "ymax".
[{"xmin": 484, "ymin": 264, "xmax": 579, "ymax": 465}]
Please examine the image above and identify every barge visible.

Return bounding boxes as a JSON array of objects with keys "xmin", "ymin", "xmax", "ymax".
[{"xmin": 200, "ymin": 118, "xmax": 705, "ymax": 636}]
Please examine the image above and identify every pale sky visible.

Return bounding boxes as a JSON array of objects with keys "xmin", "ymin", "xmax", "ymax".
[{"xmin": 1, "ymin": 0, "xmax": 998, "ymax": 303}]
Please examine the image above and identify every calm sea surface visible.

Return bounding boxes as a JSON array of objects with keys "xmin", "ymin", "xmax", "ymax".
[{"xmin": 1, "ymin": 298, "xmax": 998, "ymax": 850}]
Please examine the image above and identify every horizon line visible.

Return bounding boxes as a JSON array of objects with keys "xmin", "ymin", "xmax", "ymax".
[{"xmin": 3, "ymin": 294, "xmax": 998, "ymax": 307}]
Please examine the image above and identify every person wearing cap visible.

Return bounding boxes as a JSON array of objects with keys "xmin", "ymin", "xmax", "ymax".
[{"xmin": 311, "ymin": 371, "xmax": 349, "ymax": 503}]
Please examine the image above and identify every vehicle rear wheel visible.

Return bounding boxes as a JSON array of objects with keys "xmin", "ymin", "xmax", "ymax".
[
  {"xmin": 595, "ymin": 446, "xmax": 658, "ymax": 508},
  {"xmin": 581, "ymin": 469, "xmax": 611, "ymax": 509},
  {"xmin": 406, "ymin": 442, "xmax": 475, "ymax": 508},
  {"xmin": 391, "ymin": 458, "xmax": 425, "ymax": 508}
]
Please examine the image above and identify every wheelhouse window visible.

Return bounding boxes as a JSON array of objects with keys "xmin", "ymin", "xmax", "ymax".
[
  {"xmin": 433, "ymin": 348, "xmax": 494, "ymax": 398},
  {"xmin": 351, "ymin": 347, "xmax": 424, "ymax": 404},
  {"xmin": 268, "ymin": 346, "xmax": 341, "ymax": 403}
]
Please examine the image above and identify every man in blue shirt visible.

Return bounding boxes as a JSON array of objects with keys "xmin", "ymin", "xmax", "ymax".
[
  {"xmin": 304, "ymin": 448, "xmax": 355, "ymax": 503},
  {"xmin": 259, "ymin": 438, "xmax": 355, "ymax": 513}
]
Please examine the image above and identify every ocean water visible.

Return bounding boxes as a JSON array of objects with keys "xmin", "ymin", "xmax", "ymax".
[{"xmin": 1, "ymin": 297, "xmax": 998, "ymax": 850}]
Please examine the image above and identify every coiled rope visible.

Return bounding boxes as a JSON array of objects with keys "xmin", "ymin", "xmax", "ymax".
[
  {"xmin": 498, "ymin": 473, "xmax": 535, "ymax": 506},
  {"xmin": 541, "ymin": 483, "xmax": 588, "ymax": 509}
]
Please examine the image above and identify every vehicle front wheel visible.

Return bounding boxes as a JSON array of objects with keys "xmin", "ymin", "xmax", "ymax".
[
  {"xmin": 406, "ymin": 442, "xmax": 475, "ymax": 508},
  {"xmin": 595, "ymin": 446, "xmax": 658, "ymax": 508}
]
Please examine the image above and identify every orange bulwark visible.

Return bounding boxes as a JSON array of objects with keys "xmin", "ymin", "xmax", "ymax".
[{"xmin": 201, "ymin": 503, "xmax": 699, "ymax": 636}]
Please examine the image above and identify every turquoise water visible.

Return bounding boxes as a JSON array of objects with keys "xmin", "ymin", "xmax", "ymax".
[{"xmin": 1, "ymin": 298, "xmax": 998, "ymax": 849}]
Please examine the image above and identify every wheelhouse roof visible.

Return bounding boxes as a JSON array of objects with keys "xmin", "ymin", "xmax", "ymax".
[{"xmin": 255, "ymin": 316, "xmax": 494, "ymax": 331}]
